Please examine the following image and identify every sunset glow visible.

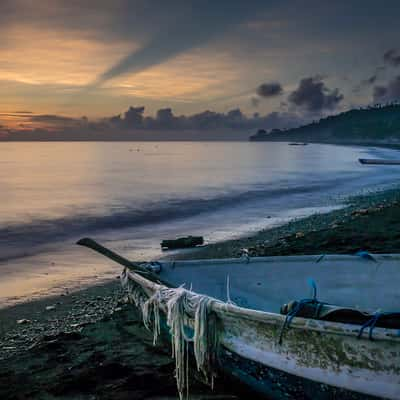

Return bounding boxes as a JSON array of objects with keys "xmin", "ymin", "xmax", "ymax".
[{"xmin": 1, "ymin": 1, "xmax": 400, "ymax": 137}]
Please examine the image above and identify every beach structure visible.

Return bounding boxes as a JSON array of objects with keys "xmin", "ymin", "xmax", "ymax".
[{"xmin": 78, "ymin": 238, "xmax": 400, "ymax": 400}]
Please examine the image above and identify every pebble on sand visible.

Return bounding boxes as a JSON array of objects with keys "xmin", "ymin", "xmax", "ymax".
[{"xmin": 17, "ymin": 319, "xmax": 31, "ymax": 325}]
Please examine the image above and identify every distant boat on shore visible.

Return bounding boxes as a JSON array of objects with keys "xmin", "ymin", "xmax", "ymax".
[{"xmin": 359, "ymin": 158, "xmax": 400, "ymax": 165}]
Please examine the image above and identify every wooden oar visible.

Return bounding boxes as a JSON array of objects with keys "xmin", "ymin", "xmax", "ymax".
[
  {"xmin": 359, "ymin": 158, "xmax": 400, "ymax": 165},
  {"xmin": 76, "ymin": 237, "xmax": 174, "ymax": 287}
]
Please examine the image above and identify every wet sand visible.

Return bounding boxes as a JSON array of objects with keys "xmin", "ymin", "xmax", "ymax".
[{"xmin": 1, "ymin": 186, "xmax": 400, "ymax": 399}]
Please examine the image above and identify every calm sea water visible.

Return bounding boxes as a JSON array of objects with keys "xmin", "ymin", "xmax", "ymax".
[{"xmin": 0, "ymin": 141, "xmax": 399, "ymax": 306}]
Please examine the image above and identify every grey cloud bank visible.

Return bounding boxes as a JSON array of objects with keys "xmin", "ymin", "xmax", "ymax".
[
  {"xmin": 288, "ymin": 77, "xmax": 344, "ymax": 112},
  {"xmin": 1, "ymin": 105, "xmax": 305, "ymax": 141},
  {"xmin": 256, "ymin": 82, "xmax": 283, "ymax": 98},
  {"xmin": 94, "ymin": 0, "xmax": 273, "ymax": 85},
  {"xmin": 384, "ymin": 49, "xmax": 400, "ymax": 67},
  {"xmin": 373, "ymin": 76, "xmax": 400, "ymax": 103}
]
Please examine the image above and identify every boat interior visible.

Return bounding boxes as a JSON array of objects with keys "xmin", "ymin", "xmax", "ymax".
[{"xmin": 155, "ymin": 254, "xmax": 400, "ymax": 316}]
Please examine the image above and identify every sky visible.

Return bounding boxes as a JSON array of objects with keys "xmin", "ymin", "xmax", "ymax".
[{"xmin": 1, "ymin": 0, "xmax": 400, "ymax": 139}]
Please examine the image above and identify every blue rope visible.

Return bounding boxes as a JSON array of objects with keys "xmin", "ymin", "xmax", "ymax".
[
  {"xmin": 307, "ymin": 278, "xmax": 317, "ymax": 300},
  {"xmin": 355, "ymin": 250, "xmax": 377, "ymax": 263},
  {"xmin": 279, "ymin": 279, "xmax": 322, "ymax": 344},
  {"xmin": 279, "ymin": 298, "xmax": 325, "ymax": 344},
  {"xmin": 357, "ymin": 312, "xmax": 400, "ymax": 340}
]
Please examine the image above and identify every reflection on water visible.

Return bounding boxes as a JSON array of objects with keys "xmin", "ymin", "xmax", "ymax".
[
  {"xmin": 0, "ymin": 141, "xmax": 367, "ymax": 225},
  {"xmin": 0, "ymin": 141, "xmax": 399, "ymax": 306}
]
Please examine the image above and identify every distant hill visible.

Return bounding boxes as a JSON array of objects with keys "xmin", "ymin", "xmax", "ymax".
[{"xmin": 250, "ymin": 103, "xmax": 400, "ymax": 146}]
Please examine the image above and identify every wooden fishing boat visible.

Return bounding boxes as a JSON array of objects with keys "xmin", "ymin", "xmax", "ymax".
[{"xmin": 78, "ymin": 238, "xmax": 400, "ymax": 400}]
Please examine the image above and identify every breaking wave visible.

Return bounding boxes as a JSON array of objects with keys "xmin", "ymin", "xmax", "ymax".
[{"xmin": 0, "ymin": 180, "xmax": 337, "ymax": 261}]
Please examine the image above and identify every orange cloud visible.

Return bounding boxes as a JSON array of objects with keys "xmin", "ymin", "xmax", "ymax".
[
  {"xmin": 0, "ymin": 26, "xmax": 136, "ymax": 86},
  {"xmin": 108, "ymin": 47, "xmax": 265, "ymax": 104}
]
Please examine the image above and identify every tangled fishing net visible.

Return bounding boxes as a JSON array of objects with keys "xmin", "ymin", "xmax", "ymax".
[{"xmin": 121, "ymin": 268, "xmax": 219, "ymax": 399}]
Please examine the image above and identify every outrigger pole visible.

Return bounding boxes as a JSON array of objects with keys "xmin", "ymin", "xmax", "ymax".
[{"xmin": 76, "ymin": 237, "xmax": 173, "ymax": 287}]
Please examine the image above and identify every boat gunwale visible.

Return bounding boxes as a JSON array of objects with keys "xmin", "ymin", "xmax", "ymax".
[
  {"xmin": 125, "ymin": 269, "xmax": 400, "ymax": 343},
  {"xmin": 159, "ymin": 253, "xmax": 400, "ymax": 268}
]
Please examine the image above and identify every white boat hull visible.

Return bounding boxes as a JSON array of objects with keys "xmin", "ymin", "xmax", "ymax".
[
  {"xmin": 126, "ymin": 266, "xmax": 400, "ymax": 399},
  {"xmin": 77, "ymin": 239, "xmax": 400, "ymax": 399}
]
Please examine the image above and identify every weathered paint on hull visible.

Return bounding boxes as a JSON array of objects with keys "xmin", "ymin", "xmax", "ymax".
[
  {"xmin": 126, "ymin": 270, "xmax": 400, "ymax": 400},
  {"xmin": 154, "ymin": 314, "xmax": 384, "ymax": 399},
  {"xmin": 219, "ymin": 346, "xmax": 380, "ymax": 400},
  {"xmin": 217, "ymin": 311, "xmax": 400, "ymax": 400}
]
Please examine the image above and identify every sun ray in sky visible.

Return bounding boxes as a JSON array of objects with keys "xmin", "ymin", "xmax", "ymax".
[{"xmin": 1, "ymin": 0, "xmax": 400, "ymax": 137}]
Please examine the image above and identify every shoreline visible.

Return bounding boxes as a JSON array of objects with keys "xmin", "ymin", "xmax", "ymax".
[
  {"xmin": 2, "ymin": 185, "xmax": 400, "ymax": 346},
  {"xmin": 248, "ymin": 139, "xmax": 400, "ymax": 152},
  {"xmin": 1, "ymin": 138, "xmax": 400, "ymax": 148},
  {"xmin": 2, "ymin": 185, "xmax": 400, "ymax": 398},
  {"xmin": 1, "ymin": 141, "xmax": 397, "ymax": 310},
  {"xmin": 0, "ymin": 183, "xmax": 394, "ymax": 314},
  {"xmin": 170, "ymin": 185, "xmax": 400, "ymax": 260}
]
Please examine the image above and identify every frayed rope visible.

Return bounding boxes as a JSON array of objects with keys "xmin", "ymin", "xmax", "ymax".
[{"xmin": 121, "ymin": 269, "xmax": 218, "ymax": 400}]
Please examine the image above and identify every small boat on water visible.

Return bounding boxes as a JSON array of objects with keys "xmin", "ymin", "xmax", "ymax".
[
  {"xmin": 288, "ymin": 142, "xmax": 308, "ymax": 146},
  {"xmin": 78, "ymin": 238, "xmax": 400, "ymax": 400},
  {"xmin": 359, "ymin": 158, "xmax": 400, "ymax": 165}
]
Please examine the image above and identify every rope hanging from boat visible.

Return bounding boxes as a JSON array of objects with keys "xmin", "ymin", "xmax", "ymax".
[
  {"xmin": 357, "ymin": 311, "xmax": 400, "ymax": 340},
  {"xmin": 355, "ymin": 250, "xmax": 378, "ymax": 263},
  {"xmin": 279, "ymin": 278, "xmax": 325, "ymax": 344},
  {"xmin": 225, "ymin": 275, "xmax": 237, "ymax": 305},
  {"xmin": 120, "ymin": 268, "xmax": 148, "ymax": 309},
  {"xmin": 142, "ymin": 289, "xmax": 162, "ymax": 345},
  {"xmin": 278, "ymin": 276, "xmax": 400, "ymax": 341},
  {"xmin": 121, "ymin": 268, "xmax": 218, "ymax": 400}
]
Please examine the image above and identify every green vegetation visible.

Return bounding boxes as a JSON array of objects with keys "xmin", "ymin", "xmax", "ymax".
[{"xmin": 251, "ymin": 103, "xmax": 400, "ymax": 144}]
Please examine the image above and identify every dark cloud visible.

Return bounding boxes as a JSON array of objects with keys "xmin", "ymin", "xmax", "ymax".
[
  {"xmin": 29, "ymin": 114, "xmax": 82, "ymax": 124},
  {"xmin": 256, "ymin": 82, "xmax": 283, "ymax": 98},
  {"xmin": 0, "ymin": 122, "xmax": 10, "ymax": 138},
  {"xmin": 185, "ymin": 110, "xmax": 225, "ymax": 130},
  {"xmin": 28, "ymin": 114, "xmax": 88, "ymax": 129},
  {"xmin": 0, "ymin": 0, "xmax": 272, "ymax": 74},
  {"xmin": 0, "ymin": 112, "xmax": 33, "ymax": 118},
  {"xmin": 0, "ymin": 1, "xmax": 165, "ymax": 43},
  {"xmin": 373, "ymin": 75, "xmax": 400, "ymax": 103},
  {"xmin": 373, "ymin": 86, "xmax": 388, "ymax": 100},
  {"xmin": 288, "ymin": 76, "xmax": 344, "ymax": 112},
  {"xmin": 94, "ymin": 0, "xmax": 271, "ymax": 84},
  {"xmin": 383, "ymin": 48, "xmax": 400, "ymax": 67},
  {"xmin": 154, "ymin": 108, "xmax": 177, "ymax": 127},
  {"xmin": 119, "ymin": 106, "xmax": 145, "ymax": 128},
  {"xmin": 365, "ymin": 75, "xmax": 377, "ymax": 85},
  {"xmin": 106, "ymin": 106, "xmax": 145, "ymax": 129},
  {"xmin": 136, "ymin": 106, "xmax": 303, "ymax": 132},
  {"xmin": 1, "ymin": 106, "xmax": 305, "ymax": 140},
  {"xmin": 353, "ymin": 74, "xmax": 378, "ymax": 93}
]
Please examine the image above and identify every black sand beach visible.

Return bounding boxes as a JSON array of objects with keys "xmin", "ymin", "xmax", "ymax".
[{"xmin": 1, "ymin": 186, "xmax": 400, "ymax": 399}]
